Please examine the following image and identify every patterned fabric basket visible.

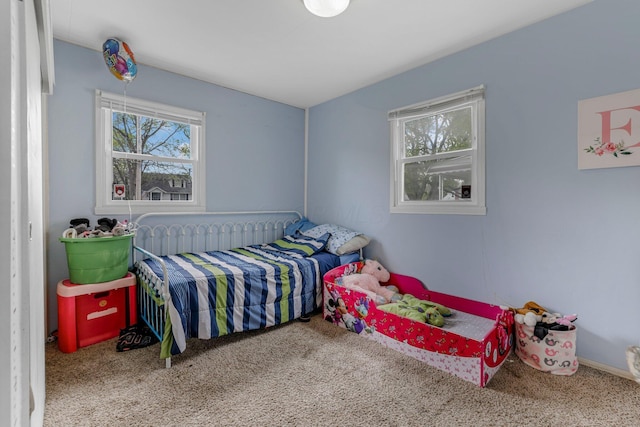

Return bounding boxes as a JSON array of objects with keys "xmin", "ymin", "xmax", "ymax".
[{"xmin": 515, "ymin": 322, "xmax": 578, "ymax": 375}]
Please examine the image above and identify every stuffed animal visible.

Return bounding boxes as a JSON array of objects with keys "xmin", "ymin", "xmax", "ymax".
[
  {"xmin": 340, "ymin": 259, "xmax": 401, "ymax": 304},
  {"xmin": 378, "ymin": 293, "xmax": 451, "ymax": 327},
  {"xmin": 542, "ymin": 312, "xmax": 577, "ymax": 327},
  {"xmin": 512, "ymin": 301, "xmax": 547, "ymax": 326}
]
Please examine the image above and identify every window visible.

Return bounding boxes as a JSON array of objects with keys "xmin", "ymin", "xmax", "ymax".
[
  {"xmin": 95, "ymin": 90, "xmax": 206, "ymax": 214},
  {"xmin": 389, "ymin": 86, "xmax": 485, "ymax": 215}
]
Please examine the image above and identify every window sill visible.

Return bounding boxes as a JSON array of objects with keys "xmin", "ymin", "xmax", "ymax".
[
  {"xmin": 95, "ymin": 203, "xmax": 206, "ymax": 216},
  {"xmin": 391, "ymin": 204, "xmax": 486, "ymax": 215}
]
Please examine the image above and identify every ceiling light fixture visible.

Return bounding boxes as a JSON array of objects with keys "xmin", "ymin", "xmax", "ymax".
[{"xmin": 303, "ymin": 0, "xmax": 350, "ymax": 18}]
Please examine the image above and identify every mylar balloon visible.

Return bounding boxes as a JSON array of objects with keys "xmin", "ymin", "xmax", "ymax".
[{"xmin": 102, "ymin": 38, "xmax": 137, "ymax": 82}]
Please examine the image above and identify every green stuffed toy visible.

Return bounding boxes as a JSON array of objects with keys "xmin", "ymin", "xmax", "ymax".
[{"xmin": 378, "ymin": 294, "xmax": 451, "ymax": 327}]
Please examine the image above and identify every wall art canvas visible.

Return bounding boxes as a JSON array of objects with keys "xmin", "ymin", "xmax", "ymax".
[{"xmin": 578, "ymin": 88, "xmax": 640, "ymax": 170}]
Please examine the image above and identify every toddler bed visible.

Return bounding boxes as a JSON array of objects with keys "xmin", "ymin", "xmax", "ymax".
[
  {"xmin": 323, "ymin": 262, "xmax": 514, "ymax": 387},
  {"xmin": 132, "ymin": 211, "xmax": 364, "ymax": 367}
]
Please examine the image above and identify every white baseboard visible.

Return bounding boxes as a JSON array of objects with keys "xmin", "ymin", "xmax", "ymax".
[{"xmin": 578, "ymin": 357, "xmax": 636, "ymax": 382}]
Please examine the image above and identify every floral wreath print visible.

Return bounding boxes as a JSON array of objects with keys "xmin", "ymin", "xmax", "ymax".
[{"xmin": 584, "ymin": 137, "xmax": 633, "ymax": 157}]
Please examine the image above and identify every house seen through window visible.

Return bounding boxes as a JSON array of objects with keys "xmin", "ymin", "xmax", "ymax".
[{"xmin": 95, "ymin": 90, "xmax": 206, "ymax": 214}]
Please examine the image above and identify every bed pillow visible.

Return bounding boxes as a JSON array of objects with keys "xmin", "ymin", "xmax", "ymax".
[
  {"xmin": 268, "ymin": 232, "xmax": 330, "ymax": 256},
  {"xmin": 335, "ymin": 234, "xmax": 371, "ymax": 255},
  {"xmin": 302, "ymin": 224, "xmax": 371, "ymax": 255},
  {"xmin": 284, "ymin": 217, "xmax": 317, "ymax": 236}
]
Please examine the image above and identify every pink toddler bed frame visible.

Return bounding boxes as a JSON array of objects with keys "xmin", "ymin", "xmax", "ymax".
[{"xmin": 323, "ymin": 263, "xmax": 514, "ymax": 387}]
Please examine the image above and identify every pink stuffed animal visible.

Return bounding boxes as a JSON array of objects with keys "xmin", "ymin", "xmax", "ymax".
[{"xmin": 340, "ymin": 259, "xmax": 399, "ymax": 304}]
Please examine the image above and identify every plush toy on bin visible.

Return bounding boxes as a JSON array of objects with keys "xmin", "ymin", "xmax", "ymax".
[
  {"xmin": 60, "ymin": 217, "xmax": 136, "ymax": 284},
  {"xmin": 513, "ymin": 301, "xmax": 547, "ymax": 326},
  {"xmin": 512, "ymin": 301, "xmax": 577, "ymax": 339}
]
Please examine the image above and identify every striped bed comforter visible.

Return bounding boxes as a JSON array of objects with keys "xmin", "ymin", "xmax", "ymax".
[{"xmin": 135, "ymin": 242, "xmax": 329, "ymax": 357}]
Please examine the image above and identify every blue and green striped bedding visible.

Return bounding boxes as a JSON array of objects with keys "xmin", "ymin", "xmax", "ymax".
[{"xmin": 134, "ymin": 238, "xmax": 342, "ymax": 358}]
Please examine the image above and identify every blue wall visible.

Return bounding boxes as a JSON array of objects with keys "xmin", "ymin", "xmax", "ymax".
[
  {"xmin": 307, "ymin": 0, "xmax": 640, "ymax": 372},
  {"xmin": 47, "ymin": 40, "xmax": 305, "ymax": 330}
]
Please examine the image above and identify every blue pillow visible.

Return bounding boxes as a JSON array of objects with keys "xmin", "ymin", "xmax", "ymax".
[
  {"xmin": 284, "ymin": 217, "xmax": 317, "ymax": 236},
  {"xmin": 267, "ymin": 232, "xmax": 330, "ymax": 256}
]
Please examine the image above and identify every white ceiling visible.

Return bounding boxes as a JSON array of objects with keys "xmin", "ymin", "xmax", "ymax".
[{"xmin": 50, "ymin": 0, "xmax": 592, "ymax": 108}]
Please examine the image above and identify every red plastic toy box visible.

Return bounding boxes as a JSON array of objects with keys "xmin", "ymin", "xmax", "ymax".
[{"xmin": 57, "ymin": 272, "xmax": 137, "ymax": 353}]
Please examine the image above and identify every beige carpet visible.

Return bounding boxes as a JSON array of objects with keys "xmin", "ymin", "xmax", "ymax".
[{"xmin": 44, "ymin": 314, "xmax": 640, "ymax": 426}]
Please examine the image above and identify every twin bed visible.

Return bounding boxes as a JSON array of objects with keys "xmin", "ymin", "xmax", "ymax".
[
  {"xmin": 132, "ymin": 211, "xmax": 360, "ymax": 366},
  {"xmin": 132, "ymin": 212, "xmax": 513, "ymax": 386}
]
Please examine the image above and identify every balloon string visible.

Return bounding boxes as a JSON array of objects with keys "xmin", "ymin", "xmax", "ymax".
[{"xmin": 123, "ymin": 82, "xmax": 127, "ymax": 114}]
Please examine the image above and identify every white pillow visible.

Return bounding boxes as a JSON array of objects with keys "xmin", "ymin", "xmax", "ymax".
[{"xmin": 302, "ymin": 224, "xmax": 370, "ymax": 255}]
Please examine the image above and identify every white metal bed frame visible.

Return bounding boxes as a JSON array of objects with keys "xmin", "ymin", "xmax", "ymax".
[{"xmin": 132, "ymin": 211, "xmax": 302, "ymax": 367}]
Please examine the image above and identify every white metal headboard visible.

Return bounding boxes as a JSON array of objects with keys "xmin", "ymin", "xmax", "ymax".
[{"xmin": 132, "ymin": 211, "xmax": 302, "ymax": 261}]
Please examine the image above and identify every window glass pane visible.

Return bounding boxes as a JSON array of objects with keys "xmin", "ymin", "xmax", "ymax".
[
  {"xmin": 403, "ymin": 160, "xmax": 428, "ymax": 200},
  {"xmin": 403, "ymin": 156, "xmax": 472, "ymax": 201},
  {"xmin": 141, "ymin": 117, "xmax": 192, "ymax": 159},
  {"xmin": 112, "ymin": 112, "xmax": 137, "ymax": 153},
  {"xmin": 111, "ymin": 112, "xmax": 191, "ymax": 159},
  {"xmin": 112, "ymin": 158, "xmax": 192, "ymax": 201},
  {"xmin": 403, "ymin": 106, "xmax": 472, "ymax": 158}
]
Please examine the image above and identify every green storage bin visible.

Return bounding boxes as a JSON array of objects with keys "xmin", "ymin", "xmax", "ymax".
[{"xmin": 59, "ymin": 234, "xmax": 133, "ymax": 284}]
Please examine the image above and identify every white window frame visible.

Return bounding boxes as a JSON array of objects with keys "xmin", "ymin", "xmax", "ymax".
[
  {"xmin": 95, "ymin": 90, "xmax": 206, "ymax": 215},
  {"xmin": 389, "ymin": 86, "xmax": 486, "ymax": 215}
]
